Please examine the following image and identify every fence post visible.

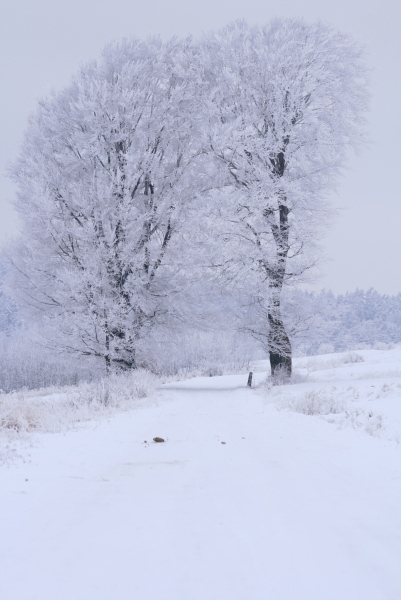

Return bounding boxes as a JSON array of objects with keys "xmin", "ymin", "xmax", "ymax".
[{"xmin": 247, "ymin": 372, "xmax": 253, "ymax": 387}]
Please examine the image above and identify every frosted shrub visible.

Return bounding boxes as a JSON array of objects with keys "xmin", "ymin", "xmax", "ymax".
[
  {"xmin": 336, "ymin": 409, "xmax": 396, "ymax": 440},
  {"xmin": 78, "ymin": 370, "xmax": 158, "ymax": 407},
  {"xmin": 0, "ymin": 369, "xmax": 159, "ymax": 436},
  {"xmin": 268, "ymin": 364, "xmax": 292, "ymax": 386},
  {"xmin": 0, "ymin": 398, "xmax": 42, "ymax": 432},
  {"xmin": 261, "ymin": 368, "xmax": 309, "ymax": 390},
  {"xmin": 343, "ymin": 352, "xmax": 364, "ymax": 364},
  {"xmin": 290, "ymin": 390, "xmax": 344, "ymax": 416}
]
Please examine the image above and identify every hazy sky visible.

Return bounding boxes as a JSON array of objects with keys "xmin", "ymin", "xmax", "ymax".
[{"xmin": 1, "ymin": 0, "xmax": 400, "ymax": 294}]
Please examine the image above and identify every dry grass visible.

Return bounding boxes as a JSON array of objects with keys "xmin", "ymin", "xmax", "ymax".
[{"xmin": 0, "ymin": 369, "xmax": 159, "ymax": 436}]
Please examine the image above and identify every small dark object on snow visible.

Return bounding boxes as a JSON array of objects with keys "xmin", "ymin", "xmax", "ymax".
[
  {"xmin": 153, "ymin": 437, "xmax": 165, "ymax": 443},
  {"xmin": 221, "ymin": 441, "xmax": 226, "ymax": 445},
  {"xmin": 247, "ymin": 372, "xmax": 253, "ymax": 387}
]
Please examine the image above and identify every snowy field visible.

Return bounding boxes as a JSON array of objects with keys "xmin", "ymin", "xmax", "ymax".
[{"xmin": 1, "ymin": 347, "xmax": 401, "ymax": 600}]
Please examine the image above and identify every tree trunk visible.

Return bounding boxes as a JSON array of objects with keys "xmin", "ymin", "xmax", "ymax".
[
  {"xmin": 266, "ymin": 195, "xmax": 292, "ymax": 379},
  {"xmin": 268, "ymin": 308, "xmax": 292, "ymax": 378}
]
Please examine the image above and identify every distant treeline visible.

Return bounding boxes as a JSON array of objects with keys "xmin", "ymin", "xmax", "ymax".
[{"xmin": 294, "ymin": 289, "xmax": 401, "ymax": 355}]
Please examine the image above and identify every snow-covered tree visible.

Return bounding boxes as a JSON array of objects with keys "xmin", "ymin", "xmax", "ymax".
[
  {"xmin": 8, "ymin": 37, "xmax": 203, "ymax": 371},
  {"xmin": 199, "ymin": 19, "xmax": 369, "ymax": 377}
]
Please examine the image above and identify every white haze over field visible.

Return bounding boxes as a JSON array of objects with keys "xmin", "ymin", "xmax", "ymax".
[
  {"xmin": 0, "ymin": 0, "xmax": 400, "ymax": 294},
  {"xmin": 1, "ymin": 347, "xmax": 401, "ymax": 599}
]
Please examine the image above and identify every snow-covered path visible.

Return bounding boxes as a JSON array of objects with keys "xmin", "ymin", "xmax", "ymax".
[{"xmin": 1, "ymin": 374, "xmax": 401, "ymax": 600}]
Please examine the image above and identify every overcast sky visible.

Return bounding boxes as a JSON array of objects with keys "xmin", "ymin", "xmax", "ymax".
[{"xmin": 1, "ymin": 0, "xmax": 400, "ymax": 294}]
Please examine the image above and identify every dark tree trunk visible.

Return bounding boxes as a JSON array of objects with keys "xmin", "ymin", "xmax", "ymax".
[
  {"xmin": 264, "ymin": 177, "xmax": 293, "ymax": 378},
  {"xmin": 269, "ymin": 351, "xmax": 292, "ymax": 377},
  {"xmin": 268, "ymin": 308, "xmax": 292, "ymax": 378}
]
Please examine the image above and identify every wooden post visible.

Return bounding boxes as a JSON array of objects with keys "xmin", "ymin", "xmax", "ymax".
[{"xmin": 247, "ymin": 372, "xmax": 253, "ymax": 387}]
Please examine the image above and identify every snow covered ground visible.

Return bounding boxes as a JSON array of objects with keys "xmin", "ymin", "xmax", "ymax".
[{"xmin": 1, "ymin": 348, "xmax": 401, "ymax": 599}]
